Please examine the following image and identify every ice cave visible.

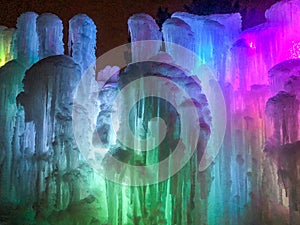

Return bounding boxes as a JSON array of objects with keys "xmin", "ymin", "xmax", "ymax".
[{"xmin": 0, "ymin": 0, "xmax": 300, "ymax": 224}]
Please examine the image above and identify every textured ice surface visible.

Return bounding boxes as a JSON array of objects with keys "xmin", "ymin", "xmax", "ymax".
[
  {"xmin": 37, "ymin": 13, "xmax": 64, "ymax": 59},
  {"xmin": 0, "ymin": 26, "xmax": 15, "ymax": 66},
  {"xmin": 265, "ymin": 0, "xmax": 300, "ymax": 24},
  {"xmin": 172, "ymin": 12, "xmax": 241, "ymax": 42},
  {"xmin": 128, "ymin": 13, "xmax": 162, "ymax": 62},
  {"xmin": 266, "ymin": 91, "xmax": 299, "ymax": 146},
  {"xmin": 269, "ymin": 59, "xmax": 300, "ymax": 95},
  {"xmin": 171, "ymin": 12, "xmax": 241, "ymax": 82},
  {"xmin": 230, "ymin": 0, "xmax": 300, "ymax": 90},
  {"xmin": 103, "ymin": 59, "xmax": 211, "ymax": 225},
  {"xmin": 15, "ymin": 12, "xmax": 39, "ymax": 66},
  {"xmin": 0, "ymin": 12, "xmax": 39, "ymax": 207},
  {"xmin": 162, "ymin": 17, "xmax": 195, "ymax": 71},
  {"xmin": 0, "ymin": 0, "xmax": 300, "ymax": 224},
  {"xmin": 69, "ymin": 14, "xmax": 96, "ymax": 72}
]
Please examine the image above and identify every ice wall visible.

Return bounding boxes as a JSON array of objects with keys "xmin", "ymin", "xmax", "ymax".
[
  {"xmin": 128, "ymin": 13, "xmax": 162, "ymax": 62},
  {"xmin": 18, "ymin": 55, "xmax": 82, "ymax": 214},
  {"xmin": 162, "ymin": 12, "xmax": 255, "ymax": 225},
  {"xmin": 1, "ymin": 0, "xmax": 300, "ymax": 224},
  {"xmin": 37, "ymin": 13, "xmax": 64, "ymax": 59},
  {"xmin": 227, "ymin": 1, "xmax": 300, "ymax": 224}
]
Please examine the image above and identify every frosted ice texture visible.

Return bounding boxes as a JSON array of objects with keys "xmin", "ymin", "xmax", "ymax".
[
  {"xmin": 128, "ymin": 13, "xmax": 162, "ymax": 62},
  {"xmin": 37, "ymin": 13, "xmax": 64, "ymax": 59}
]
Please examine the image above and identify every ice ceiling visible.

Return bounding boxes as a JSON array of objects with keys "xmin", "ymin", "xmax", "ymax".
[{"xmin": 0, "ymin": 0, "xmax": 300, "ymax": 225}]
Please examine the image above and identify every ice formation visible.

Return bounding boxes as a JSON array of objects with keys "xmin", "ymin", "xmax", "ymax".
[
  {"xmin": 128, "ymin": 13, "xmax": 162, "ymax": 61},
  {"xmin": 37, "ymin": 13, "xmax": 64, "ymax": 59},
  {"xmin": 162, "ymin": 17, "xmax": 195, "ymax": 70},
  {"xmin": 68, "ymin": 14, "xmax": 96, "ymax": 73},
  {"xmin": 1, "ymin": 0, "xmax": 300, "ymax": 224},
  {"xmin": 15, "ymin": 12, "xmax": 39, "ymax": 67},
  {"xmin": 102, "ymin": 60, "xmax": 211, "ymax": 224},
  {"xmin": 171, "ymin": 12, "xmax": 241, "ymax": 83},
  {"xmin": 0, "ymin": 12, "xmax": 39, "ymax": 215},
  {"xmin": 0, "ymin": 26, "xmax": 15, "ymax": 66}
]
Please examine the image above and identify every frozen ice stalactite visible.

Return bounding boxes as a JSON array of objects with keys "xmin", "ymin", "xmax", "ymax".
[
  {"xmin": 128, "ymin": 14, "xmax": 162, "ymax": 62},
  {"xmin": 169, "ymin": 12, "xmax": 252, "ymax": 225},
  {"xmin": 37, "ymin": 13, "xmax": 64, "ymax": 59},
  {"xmin": 68, "ymin": 14, "xmax": 96, "ymax": 73},
  {"xmin": 0, "ymin": 26, "xmax": 15, "ymax": 66}
]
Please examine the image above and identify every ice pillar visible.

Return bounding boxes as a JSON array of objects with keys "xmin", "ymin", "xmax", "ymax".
[
  {"xmin": 68, "ymin": 14, "xmax": 96, "ymax": 73},
  {"xmin": 0, "ymin": 12, "xmax": 38, "ymax": 206},
  {"xmin": 162, "ymin": 17, "xmax": 195, "ymax": 71},
  {"xmin": 37, "ymin": 13, "xmax": 64, "ymax": 59},
  {"xmin": 15, "ymin": 12, "xmax": 39, "ymax": 67},
  {"xmin": 18, "ymin": 55, "xmax": 83, "ymax": 217},
  {"xmin": 128, "ymin": 13, "xmax": 162, "ymax": 62},
  {"xmin": 0, "ymin": 26, "xmax": 15, "ymax": 66}
]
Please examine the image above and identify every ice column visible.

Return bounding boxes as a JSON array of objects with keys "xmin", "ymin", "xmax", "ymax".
[
  {"xmin": 162, "ymin": 18, "xmax": 195, "ymax": 71},
  {"xmin": 172, "ymin": 12, "xmax": 241, "ymax": 83},
  {"xmin": 68, "ymin": 14, "xmax": 96, "ymax": 73},
  {"xmin": 128, "ymin": 13, "xmax": 162, "ymax": 62},
  {"xmin": 37, "ymin": 13, "xmax": 64, "ymax": 59},
  {"xmin": 18, "ymin": 55, "xmax": 83, "ymax": 217},
  {"xmin": 0, "ymin": 12, "xmax": 38, "ymax": 206},
  {"xmin": 15, "ymin": 12, "xmax": 39, "ymax": 66},
  {"xmin": 0, "ymin": 26, "xmax": 15, "ymax": 66}
]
